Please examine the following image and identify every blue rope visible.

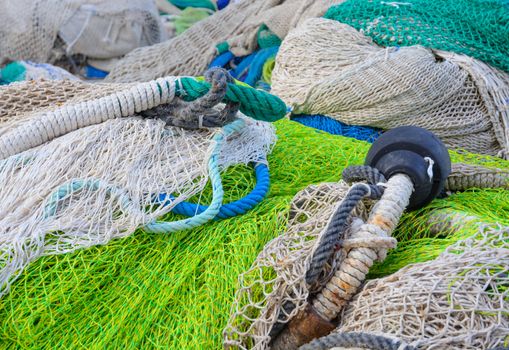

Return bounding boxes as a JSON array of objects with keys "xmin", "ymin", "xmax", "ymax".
[
  {"xmin": 243, "ymin": 46, "xmax": 279, "ymax": 86},
  {"xmin": 217, "ymin": 0, "xmax": 230, "ymax": 10},
  {"xmin": 42, "ymin": 119, "xmax": 248, "ymax": 233},
  {"xmin": 209, "ymin": 51, "xmax": 235, "ymax": 69},
  {"xmin": 292, "ymin": 115, "xmax": 382, "ymax": 143},
  {"xmin": 231, "ymin": 52, "xmax": 257, "ymax": 80},
  {"xmin": 144, "ymin": 119, "xmax": 245, "ymax": 233},
  {"xmin": 157, "ymin": 162, "xmax": 269, "ymax": 220}
]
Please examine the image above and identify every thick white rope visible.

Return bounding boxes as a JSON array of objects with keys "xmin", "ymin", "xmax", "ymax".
[
  {"xmin": 0, "ymin": 77, "xmax": 177, "ymax": 160},
  {"xmin": 312, "ymin": 174, "xmax": 414, "ymax": 320}
]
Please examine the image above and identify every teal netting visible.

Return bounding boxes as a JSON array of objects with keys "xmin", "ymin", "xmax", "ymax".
[{"xmin": 324, "ymin": 0, "xmax": 509, "ymax": 72}]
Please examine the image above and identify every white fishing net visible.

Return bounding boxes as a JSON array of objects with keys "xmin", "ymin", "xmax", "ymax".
[
  {"xmin": 107, "ymin": 0, "xmax": 345, "ymax": 82},
  {"xmin": 0, "ymin": 78, "xmax": 276, "ymax": 297},
  {"xmin": 0, "ymin": 0, "xmax": 164, "ymax": 65},
  {"xmin": 271, "ymin": 18, "xmax": 509, "ymax": 157},
  {"xmin": 225, "ymin": 179, "xmax": 509, "ymax": 350},
  {"xmin": 334, "ymin": 224, "xmax": 509, "ymax": 350},
  {"xmin": 224, "ymin": 182, "xmax": 370, "ymax": 350}
]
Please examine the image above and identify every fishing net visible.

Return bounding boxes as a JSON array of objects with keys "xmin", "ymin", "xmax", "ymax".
[
  {"xmin": 0, "ymin": 77, "xmax": 276, "ymax": 297},
  {"xmin": 0, "ymin": 119, "xmax": 508, "ymax": 348},
  {"xmin": 271, "ymin": 18, "xmax": 509, "ymax": 157},
  {"xmin": 0, "ymin": 0, "xmax": 164, "ymax": 65},
  {"xmin": 224, "ymin": 181, "xmax": 366, "ymax": 350},
  {"xmin": 224, "ymin": 167, "xmax": 509, "ymax": 349},
  {"xmin": 331, "ymin": 224, "xmax": 509, "ymax": 349},
  {"xmin": 107, "ymin": 0, "xmax": 344, "ymax": 82},
  {"xmin": 324, "ymin": 0, "xmax": 509, "ymax": 73}
]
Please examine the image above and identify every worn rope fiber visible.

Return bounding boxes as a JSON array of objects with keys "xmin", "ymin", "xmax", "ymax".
[
  {"xmin": 331, "ymin": 224, "xmax": 509, "ymax": 349},
  {"xmin": 305, "ymin": 166, "xmax": 386, "ymax": 286},
  {"xmin": 299, "ymin": 332, "xmax": 416, "ymax": 350}
]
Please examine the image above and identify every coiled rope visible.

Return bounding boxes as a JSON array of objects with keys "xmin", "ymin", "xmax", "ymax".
[{"xmin": 305, "ymin": 166, "xmax": 387, "ymax": 286}]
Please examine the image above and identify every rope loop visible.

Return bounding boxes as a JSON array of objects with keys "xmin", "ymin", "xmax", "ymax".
[{"xmin": 305, "ymin": 165, "xmax": 387, "ymax": 287}]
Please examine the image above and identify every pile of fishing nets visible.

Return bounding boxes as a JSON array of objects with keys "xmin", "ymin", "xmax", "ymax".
[
  {"xmin": 224, "ymin": 160, "xmax": 509, "ymax": 349},
  {"xmin": 0, "ymin": 0, "xmax": 166, "ymax": 77},
  {"xmin": 1, "ymin": 0, "xmax": 509, "ymax": 349},
  {"xmin": 271, "ymin": 15, "xmax": 509, "ymax": 157},
  {"xmin": 106, "ymin": 0, "xmax": 341, "ymax": 82},
  {"xmin": 0, "ymin": 69, "xmax": 287, "ymax": 297},
  {"xmin": 0, "ymin": 117, "xmax": 508, "ymax": 348}
]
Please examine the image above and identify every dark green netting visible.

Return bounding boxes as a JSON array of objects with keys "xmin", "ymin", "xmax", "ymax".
[{"xmin": 324, "ymin": 0, "xmax": 509, "ymax": 72}]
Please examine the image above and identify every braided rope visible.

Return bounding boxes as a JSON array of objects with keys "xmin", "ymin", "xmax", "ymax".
[
  {"xmin": 299, "ymin": 332, "xmax": 416, "ymax": 350},
  {"xmin": 43, "ymin": 119, "xmax": 246, "ymax": 233},
  {"xmin": 312, "ymin": 174, "xmax": 413, "ymax": 320},
  {"xmin": 446, "ymin": 163, "xmax": 509, "ymax": 191},
  {"xmin": 178, "ymin": 77, "xmax": 287, "ymax": 122},
  {"xmin": 157, "ymin": 162, "xmax": 270, "ymax": 219},
  {"xmin": 0, "ymin": 72, "xmax": 285, "ymax": 160},
  {"xmin": 306, "ymin": 166, "xmax": 386, "ymax": 287},
  {"xmin": 0, "ymin": 77, "xmax": 177, "ymax": 160}
]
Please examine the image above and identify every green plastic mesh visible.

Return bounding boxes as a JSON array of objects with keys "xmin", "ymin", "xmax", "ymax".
[
  {"xmin": 0, "ymin": 120, "xmax": 508, "ymax": 349},
  {"xmin": 324, "ymin": 0, "xmax": 509, "ymax": 72}
]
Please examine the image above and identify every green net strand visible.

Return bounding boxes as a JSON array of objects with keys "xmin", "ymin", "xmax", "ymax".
[
  {"xmin": 169, "ymin": 0, "xmax": 217, "ymax": 11},
  {"xmin": 257, "ymin": 24, "xmax": 282, "ymax": 49},
  {"xmin": 1, "ymin": 120, "xmax": 508, "ymax": 349},
  {"xmin": 324, "ymin": 0, "xmax": 509, "ymax": 72},
  {"xmin": 174, "ymin": 7, "xmax": 213, "ymax": 35},
  {"xmin": 0, "ymin": 61, "xmax": 26, "ymax": 84},
  {"xmin": 178, "ymin": 77, "xmax": 287, "ymax": 122}
]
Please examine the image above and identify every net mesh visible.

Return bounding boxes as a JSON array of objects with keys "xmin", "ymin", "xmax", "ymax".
[
  {"xmin": 334, "ymin": 224, "xmax": 509, "ymax": 349},
  {"xmin": 224, "ymin": 170, "xmax": 509, "ymax": 350},
  {"xmin": 0, "ymin": 0, "xmax": 164, "ymax": 65},
  {"xmin": 106, "ymin": 0, "xmax": 343, "ymax": 82},
  {"xmin": 224, "ymin": 181, "xmax": 370, "ymax": 349},
  {"xmin": 271, "ymin": 18, "xmax": 509, "ymax": 157},
  {"xmin": 0, "ymin": 78, "xmax": 275, "ymax": 297},
  {"xmin": 324, "ymin": 0, "xmax": 509, "ymax": 73},
  {"xmin": 0, "ymin": 120, "xmax": 508, "ymax": 348}
]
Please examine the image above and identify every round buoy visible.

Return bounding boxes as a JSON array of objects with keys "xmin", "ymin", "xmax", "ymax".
[{"xmin": 365, "ymin": 126, "xmax": 451, "ymax": 210}]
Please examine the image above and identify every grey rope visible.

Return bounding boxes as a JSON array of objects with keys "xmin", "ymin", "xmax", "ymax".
[
  {"xmin": 268, "ymin": 299, "xmax": 297, "ymax": 339},
  {"xmin": 139, "ymin": 67, "xmax": 239, "ymax": 129},
  {"xmin": 305, "ymin": 166, "xmax": 386, "ymax": 287},
  {"xmin": 446, "ymin": 163, "xmax": 509, "ymax": 191},
  {"xmin": 299, "ymin": 332, "xmax": 416, "ymax": 350}
]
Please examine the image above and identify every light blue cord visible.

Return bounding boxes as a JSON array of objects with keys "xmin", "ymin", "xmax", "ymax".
[
  {"xmin": 157, "ymin": 161, "xmax": 270, "ymax": 220},
  {"xmin": 144, "ymin": 119, "xmax": 245, "ymax": 233},
  {"xmin": 41, "ymin": 119, "xmax": 247, "ymax": 233}
]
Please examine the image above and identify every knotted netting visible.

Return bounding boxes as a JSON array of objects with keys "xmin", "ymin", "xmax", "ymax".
[
  {"xmin": 324, "ymin": 0, "xmax": 509, "ymax": 73},
  {"xmin": 224, "ymin": 180, "xmax": 385, "ymax": 349},
  {"xmin": 271, "ymin": 18, "xmax": 509, "ymax": 157},
  {"xmin": 0, "ymin": 0, "xmax": 164, "ymax": 65},
  {"xmin": 0, "ymin": 77, "xmax": 277, "ymax": 297},
  {"xmin": 224, "ymin": 176, "xmax": 509, "ymax": 349},
  {"xmin": 106, "ymin": 0, "xmax": 344, "ymax": 83},
  {"xmin": 327, "ymin": 224, "xmax": 509, "ymax": 350}
]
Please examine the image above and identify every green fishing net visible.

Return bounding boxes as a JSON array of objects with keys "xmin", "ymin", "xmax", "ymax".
[
  {"xmin": 0, "ymin": 120, "xmax": 508, "ymax": 349},
  {"xmin": 324, "ymin": 0, "xmax": 509, "ymax": 72}
]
